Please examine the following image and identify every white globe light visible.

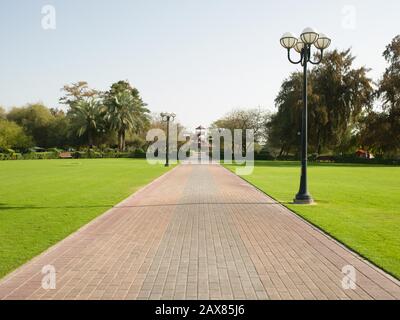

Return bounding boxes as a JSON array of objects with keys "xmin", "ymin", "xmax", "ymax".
[
  {"xmin": 280, "ymin": 32, "xmax": 298, "ymax": 49},
  {"xmin": 300, "ymin": 27, "xmax": 319, "ymax": 44},
  {"xmin": 294, "ymin": 39, "xmax": 305, "ymax": 53},
  {"xmin": 314, "ymin": 33, "xmax": 331, "ymax": 50}
]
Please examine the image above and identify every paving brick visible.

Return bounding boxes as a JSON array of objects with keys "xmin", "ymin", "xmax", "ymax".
[{"xmin": 0, "ymin": 164, "xmax": 399, "ymax": 300}]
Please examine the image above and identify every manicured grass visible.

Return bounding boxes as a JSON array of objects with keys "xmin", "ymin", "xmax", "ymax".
[
  {"xmin": 226, "ymin": 161, "xmax": 400, "ymax": 279},
  {"xmin": 0, "ymin": 159, "xmax": 171, "ymax": 278}
]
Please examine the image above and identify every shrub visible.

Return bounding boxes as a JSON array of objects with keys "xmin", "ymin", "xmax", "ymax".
[
  {"xmin": 333, "ymin": 154, "xmax": 399, "ymax": 165},
  {"xmin": 0, "ymin": 153, "xmax": 10, "ymax": 160},
  {"xmin": 255, "ymin": 147, "xmax": 275, "ymax": 160},
  {"xmin": 0, "ymin": 152, "xmax": 23, "ymax": 160},
  {"xmin": 72, "ymin": 150, "xmax": 103, "ymax": 159},
  {"xmin": 276, "ymin": 155, "xmax": 297, "ymax": 161},
  {"xmin": 0, "ymin": 119, "xmax": 34, "ymax": 150},
  {"xmin": 13, "ymin": 153, "xmax": 23, "ymax": 160},
  {"xmin": 87, "ymin": 150, "xmax": 102, "ymax": 158},
  {"xmin": 22, "ymin": 152, "xmax": 58, "ymax": 160},
  {"xmin": 47, "ymin": 148, "xmax": 63, "ymax": 153},
  {"xmin": 0, "ymin": 147, "xmax": 151, "ymax": 160},
  {"xmin": 132, "ymin": 148, "xmax": 146, "ymax": 159},
  {"xmin": 102, "ymin": 149, "xmax": 120, "ymax": 158},
  {"xmin": 3, "ymin": 148, "xmax": 15, "ymax": 154}
]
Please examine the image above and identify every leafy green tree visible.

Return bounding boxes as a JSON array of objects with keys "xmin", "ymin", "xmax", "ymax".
[
  {"xmin": 106, "ymin": 81, "xmax": 150, "ymax": 126},
  {"xmin": 104, "ymin": 81, "xmax": 150, "ymax": 151},
  {"xmin": 267, "ymin": 49, "xmax": 373, "ymax": 156},
  {"xmin": 46, "ymin": 109, "xmax": 71, "ymax": 148},
  {"xmin": 60, "ymin": 81, "xmax": 98, "ymax": 108},
  {"xmin": 68, "ymin": 98, "xmax": 104, "ymax": 147},
  {"xmin": 105, "ymin": 90, "xmax": 137, "ymax": 151},
  {"xmin": 378, "ymin": 35, "xmax": 400, "ymax": 114},
  {"xmin": 311, "ymin": 49, "xmax": 374, "ymax": 154},
  {"xmin": 358, "ymin": 112, "xmax": 391, "ymax": 155},
  {"xmin": 267, "ymin": 72, "xmax": 316, "ymax": 156},
  {"xmin": 6, "ymin": 103, "xmax": 54, "ymax": 147},
  {"xmin": 0, "ymin": 119, "xmax": 33, "ymax": 150},
  {"xmin": 212, "ymin": 107, "xmax": 270, "ymax": 144},
  {"xmin": 358, "ymin": 35, "xmax": 400, "ymax": 157},
  {"xmin": 60, "ymin": 81, "xmax": 106, "ymax": 147},
  {"xmin": 0, "ymin": 106, "xmax": 6, "ymax": 119}
]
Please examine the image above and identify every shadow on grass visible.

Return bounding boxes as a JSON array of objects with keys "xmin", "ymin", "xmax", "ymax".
[{"xmin": 0, "ymin": 201, "xmax": 281, "ymax": 211}]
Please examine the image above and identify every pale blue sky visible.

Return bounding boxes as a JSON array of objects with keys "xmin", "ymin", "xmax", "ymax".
[{"xmin": 0, "ymin": 0, "xmax": 399, "ymax": 130}]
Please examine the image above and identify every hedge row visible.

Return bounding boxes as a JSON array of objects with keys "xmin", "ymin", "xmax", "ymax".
[
  {"xmin": 0, "ymin": 153, "xmax": 24, "ymax": 160},
  {"xmin": 211, "ymin": 151, "xmax": 400, "ymax": 165},
  {"xmin": 331, "ymin": 155, "xmax": 400, "ymax": 165},
  {"xmin": 1, "ymin": 151, "xmax": 398, "ymax": 165},
  {"xmin": 73, "ymin": 150, "xmax": 147, "ymax": 159},
  {"xmin": 0, "ymin": 150, "xmax": 147, "ymax": 160}
]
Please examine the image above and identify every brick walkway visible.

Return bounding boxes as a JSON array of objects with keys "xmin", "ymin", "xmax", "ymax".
[{"xmin": 0, "ymin": 164, "xmax": 399, "ymax": 300}]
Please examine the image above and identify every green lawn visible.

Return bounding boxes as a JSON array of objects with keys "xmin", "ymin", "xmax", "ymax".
[
  {"xmin": 0, "ymin": 159, "xmax": 170, "ymax": 278},
  {"xmin": 226, "ymin": 161, "xmax": 400, "ymax": 279}
]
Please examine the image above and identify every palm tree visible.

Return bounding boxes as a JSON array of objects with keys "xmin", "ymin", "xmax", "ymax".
[
  {"xmin": 105, "ymin": 90, "xmax": 149, "ymax": 151},
  {"xmin": 69, "ymin": 98, "xmax": 103, "ymax": 147}
]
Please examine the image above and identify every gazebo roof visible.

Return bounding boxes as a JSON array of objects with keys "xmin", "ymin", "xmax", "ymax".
[{"xmin": 196, "ymin": 125, "xmax": 206, "ymax": 130}]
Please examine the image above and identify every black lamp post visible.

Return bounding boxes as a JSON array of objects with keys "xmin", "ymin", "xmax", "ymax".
[
  {"xmin": 160, "ymin": 112, "xmax": 176, "ymax": 167},
  {"xmin": 185, "ymin": 134, "xmax": 191, "ymax": 159},
  {"xmin": 195, "ymin": 125, "xmax": 205, "ymax": 163},
  {"xmin": 208, "ymin": 135, "xmax": 213, "ymax": 161},
  {"xmin": 280, "ymin": 28, "xmax": 331, "ymax": 204}
]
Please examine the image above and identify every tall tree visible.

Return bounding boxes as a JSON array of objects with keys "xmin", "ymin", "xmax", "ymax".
[
  {"xmin": 60, "ymin": 81, "xmax": 103, "ymax": 147},
  {"xmin": 104, "ymin": 81, "xmax": 149, "ymax": 151},
  {"xmin": 6, "ymin": 103, "xmax": 54, "ymax": 147},
  {"xmin": 0, "ymin": 119, "xmax": 33, "ymax": 150},
  {"xmin": 267, "ymin": 72, "xmax": 316, "ymax": 156},
  {"xmin": 212, "ymin": 107, "xmax": 270, "ymax": 144},
  {"xmin": 60, "ymin": 81, "xmax": 98, "ymax": 109},
  {"xmin": 358, "ymin": 35, "xmax": 400, "ymax": 156},
  {"xmin": 311, "ymin": 49, "xmax": 374, "ymax": 154},
  {"xmin": 68, "ymin": 98, "xmax": 104, "ymax": 147},
  {"xmin": 46, "ymin": 109, "xmax": 71, "ymax": 148},
  {"xmin": 267, "ymin": 49, "xmax": 374, "ymax": 155},
  {"xmin": 378, "ymin": 35, "xmax": 400, "ymax": 113},
  {"xmin": 0, "ymin": 106, "xmax": 6, "ymax": 119},
  {"xmin": 105, "ymin": 90, "xmax": 137, "ymax": 151},
  {"xmin": 358, "ymin": 112, "xmax": 391, "ymax": 155}
]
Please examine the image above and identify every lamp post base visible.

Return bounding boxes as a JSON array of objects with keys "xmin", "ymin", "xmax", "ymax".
[{"xmin": 294, "ymin": 194, "xmax": 314, "ymax": 205}]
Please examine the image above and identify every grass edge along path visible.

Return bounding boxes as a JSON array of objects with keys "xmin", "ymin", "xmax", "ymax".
[
  {"xmin": 225, "ymin": 161, "xmax": 400, "ymax": 280},
  {"xmin": 0, "ymin": 159, "xmax": 172, "ymax": 279}
]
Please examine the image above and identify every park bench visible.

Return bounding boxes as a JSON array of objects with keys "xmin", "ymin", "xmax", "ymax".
[
  {"xmin": 59, "ymin": 152, "xmax": 73, "ymax": 159},
  {"xmin": 316, "ymin": 155, "xmax": 335, "ymax": 162}
]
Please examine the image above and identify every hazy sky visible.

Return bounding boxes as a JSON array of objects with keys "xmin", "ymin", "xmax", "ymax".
[{"xmin": 0, "ymin": 0, "xmax": 399, "ymax": 130}]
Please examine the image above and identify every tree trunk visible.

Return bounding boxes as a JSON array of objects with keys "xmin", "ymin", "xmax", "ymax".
[
  {"xmin": 88, "ymin": 130, "xmax": 94, "ymax": 148},
  {"xmin": 278, "ymin": 145, "xmax": 285, "ymax": 157},
  {"xmin": 118, "ymin": 131, "xmax": 123, "ymax": 152},
  {"xmin": 316, "ymin": 129, "xmax": 321, "ymax": 155},
  {"xmin": 118, "ymin": 130, "xmax": 126, "ymax": 152},
  {"xmin": 121, "ymin": 131, "xmax": 126, "ymax": 151}
]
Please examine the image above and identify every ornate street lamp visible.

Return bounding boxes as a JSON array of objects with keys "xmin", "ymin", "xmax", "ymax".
[
  {"xmin": 280, "ymin": 28, "xmax": 331, "ymax": 204},
  {"xmin": 160, "ymin": 112, "xmax": 176, "ymax": 167}
]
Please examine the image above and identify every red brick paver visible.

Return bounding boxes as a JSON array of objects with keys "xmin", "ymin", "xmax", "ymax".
[{"xmin": 0, "ymin": 164, "xmax": 399, "ymax": 300}]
